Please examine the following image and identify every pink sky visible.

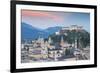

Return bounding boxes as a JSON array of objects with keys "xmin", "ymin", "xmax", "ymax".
[{"xmin": 21, "ymin": 10, "xmax": 63, "ymax": 21}]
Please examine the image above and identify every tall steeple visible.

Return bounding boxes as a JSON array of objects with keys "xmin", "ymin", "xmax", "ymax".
[
  {"xmin": 48, "ymin": 37, "xmax": 52, "ymax": 44},
  {"xmin": 75, "ymin": 38, "xmax": 77, "ymax": 48},
  {"xmin": 60, "ymin": 36, "xmax": 64, "ymax": 46},
  {"xmin": 37, "ymin": 35, "xmax": 41, "ymax": 43},
  {"xmin": 61, "ymin": 36, "xmax": 64, "ymax": 42}
]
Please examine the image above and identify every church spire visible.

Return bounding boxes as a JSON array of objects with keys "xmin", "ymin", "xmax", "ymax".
[
  {"xmin": 61, "ymin": 36, "xmax": 64, "ymax": 43},
  {"xmin": 60, "ymin": 36, "xmax": 64, "ymax": 46},
  {"xmin": 48, "ymin": 37, "xmax": 52, "ymax": 44},
  {"xmin": 75, "ymin": 38, "xmax": 77, "ymax": 48}
]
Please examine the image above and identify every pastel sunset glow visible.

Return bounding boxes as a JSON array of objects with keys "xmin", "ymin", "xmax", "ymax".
[{"xmin": 22, "ymin": 10, "xmax": 63, "ymax": 21}]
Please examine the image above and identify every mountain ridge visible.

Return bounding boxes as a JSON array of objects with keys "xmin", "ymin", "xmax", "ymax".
[{"xmin": 21, "ymin": 22, "xmax": 62, "ymax": 40}]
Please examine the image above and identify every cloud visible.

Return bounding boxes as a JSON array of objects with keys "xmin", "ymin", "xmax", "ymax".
[{"xmin": 21, "ymin": 10, "xmax": 63, "ymax": 22}]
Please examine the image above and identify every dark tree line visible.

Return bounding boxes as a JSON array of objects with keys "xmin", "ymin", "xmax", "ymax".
[{"xmin": 50, "ymin": 30, "xmax": 90, "ymax": 48}]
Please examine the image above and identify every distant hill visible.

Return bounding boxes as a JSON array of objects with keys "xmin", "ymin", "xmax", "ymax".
[
  {"xmin": 45, "ymin": 26, "xmax": 62, "ymax": 34},
  {"xmin": 21, "ymin": 22, "xmax": 62, "ymax": 40}
]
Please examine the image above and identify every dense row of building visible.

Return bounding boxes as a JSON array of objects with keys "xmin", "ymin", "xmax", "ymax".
[{"xmin": 21, "ymin": 35, "xmax": 74, "ymax": 62}]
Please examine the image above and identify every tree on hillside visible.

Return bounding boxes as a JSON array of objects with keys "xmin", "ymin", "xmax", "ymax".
[{"xmin": 50, "ymin": 30, "xmax": 90, "ymax": 48}]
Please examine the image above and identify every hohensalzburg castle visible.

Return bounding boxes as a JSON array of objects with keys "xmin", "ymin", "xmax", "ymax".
[
  {"xmin": 55, "ymin": 25, "xmax": 83, "ymax": 35},
  {"xmin": 62, "ymin": 25, "xmax": 83, "ymax": 31}
]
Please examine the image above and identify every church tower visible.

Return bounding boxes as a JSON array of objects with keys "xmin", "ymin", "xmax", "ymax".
[
  {"xmin": 60, "ymin": 36, "xmax": 64, "ymax": 47},
  {"xmin": 75, "ymin": 38, "xmax": 77, "ymax": 49},
  {"xmin": 48, "ymin": 37, "xmax": 52, "ymax": 44}
]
